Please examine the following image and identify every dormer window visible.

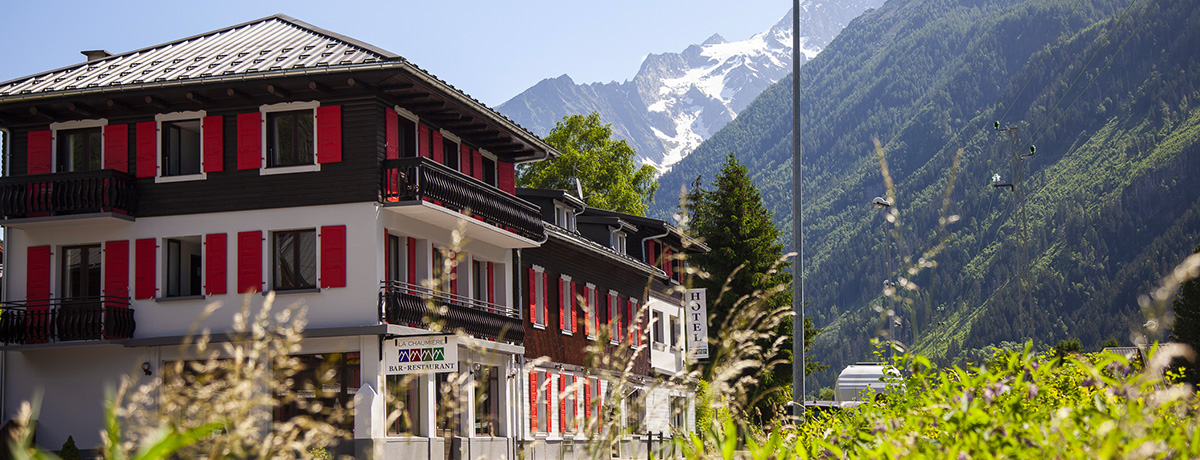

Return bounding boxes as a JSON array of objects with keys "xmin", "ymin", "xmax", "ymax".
[
  {"xmin": 612, "ymin": 230, "xmax": 627, "ymax": 255},
  {"xmin": 554, "ymin": 202, "xmax": 576, "ymax": 232}
]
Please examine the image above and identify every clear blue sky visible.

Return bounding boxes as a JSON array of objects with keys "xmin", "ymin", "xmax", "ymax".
[{"xmin": 0, "ymin": 0, "xmax": 790, "ymax": 106}]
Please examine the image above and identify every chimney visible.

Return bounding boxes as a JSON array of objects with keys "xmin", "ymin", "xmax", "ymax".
[{"xmin": 81, "ymin": 50, "xmax": 113, "ymax": 62}]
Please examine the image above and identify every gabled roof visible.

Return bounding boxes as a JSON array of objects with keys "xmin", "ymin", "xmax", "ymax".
[{"xmin": 0, "ymin": 15, "xmax": 397, "ymax": 97}]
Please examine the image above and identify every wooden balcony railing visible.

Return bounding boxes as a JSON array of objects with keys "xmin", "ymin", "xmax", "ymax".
[
  {"xmin": 381, "ymin": 158, "xmax": 544, "ymax": 242},
  {"xmin": 379, "ymin": 281, "xmax": 524, "ymax": 343},
  {"xmin": 0, "ymin": 169, "xmax": 137, "ymax": 220},
  {"xmin": 0, "ymin": 296, "xmax": 135, "ymax": 344}
]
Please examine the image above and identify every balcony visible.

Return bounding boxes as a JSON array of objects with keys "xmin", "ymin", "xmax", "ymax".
[
  {"xmin": 379, "ymin": 281, "xmax": 524, "ymax": 343},
  {"xmin": 0, "ymin": 296, "xmax": 136, "ymax": 345},
  {"xmin": 381, "ymin": 158, "xmax": 544, "ymax": 246},
  {"xmin": 0, "ymin": 169, "xmax": 137, "ymax": 228}
]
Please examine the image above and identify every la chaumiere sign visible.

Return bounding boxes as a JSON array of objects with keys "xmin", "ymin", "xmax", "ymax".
[{"xmin": 383, "ymin": 335, "xmax": 459, "ymax": 374}]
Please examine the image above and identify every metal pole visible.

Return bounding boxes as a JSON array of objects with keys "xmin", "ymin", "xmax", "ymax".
[{"xmin": 790, "ymin": 0, "xmax": 806, "ymax": 422}]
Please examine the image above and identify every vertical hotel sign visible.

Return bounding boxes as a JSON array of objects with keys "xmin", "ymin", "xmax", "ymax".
[
  {"xmin": 686, "ymin": 289, "xmax": 710, "ymax": 359},
  {"xmin": 383, "ymin": 335, "xmax": 458, "ymax": 374}
]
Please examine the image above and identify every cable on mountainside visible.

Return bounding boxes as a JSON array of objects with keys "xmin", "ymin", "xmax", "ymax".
[
  {"xmin": 1031, "ymin": 0, "xmax": 1159, "ymax": 146},
  {"xmin": 1025, "ymin": 0, "xmax": 1145, "ymax": 143},
  {"xmin": 994, "ymin": 0, "xmax": 1086, "ymax": 126}
]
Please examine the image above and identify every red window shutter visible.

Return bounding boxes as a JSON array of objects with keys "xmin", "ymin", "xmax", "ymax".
[
  {"xmin": 237, "ymin": 112, "xmax": 262, "ymax": 170},
  {"xmin": 558, "ymin": 277, "xmax": 565, "ymax": 331},
  {"xmin": 103, "ymin": 124, "xmax": 128, "ymax": 172},
  {"xmin": 103, "ymin": 240, "xmax": 129, "ymax": 299},
  {"xmin": 418, "ymin": 125, "xmax": 430, "ymax": 158},
  {"xmin": 664, "ymin": 248, "xmax": 674, "ymax": 277},
  {"xmin": 450, "ymin": 252, "xmax": 459, "ymax": 294},
  {"xmin": 202, "ymin": 115, "xmax": 223, "ymax": 173},
  {"xmin": 407, "ymin": 237, "xmax": 417, "ymax": 285},
  {"xmin": 136, "ymin": 121, "xmax": 157, "ymax": 178},
  {"xmin": 385, "ymin": 109, "xmax": 399, "ymax": 160},
  {"xmin": 528, "ymin": 268, "xmax": 537, "ymax": 324},
  {"xmin": 570, "ymin": 281, "xmax": 577, "ymax": 333},
  {"xmin": 574, "ymin": 377, "xmax": 581, "ymax": 430},
  {"xmin": 584, "ymin": 380, "xmax": 592, "ymax": 420},
  {"xmin": 26, "ymin": 245, "xmax": 51, "ymax": 301},
  {"xmin": 559, "ymin": 374, "xmax": 567, "ymax": 432},
  {"xmin": 472, "ymin": 150, "xmax": 484, "ymax": 181},
  {"xmin": 459, "ymin": 145, "xmax": 471, "ymax": 175},
  {"xmin": 596, "ymin": 379, "xmax": 604, "ymax": 433},
  {"xmin": 431, "ymin": 131, "xmax": 443, "ymax": 164},
  {"xmin": 134, "ymin": 238, "xmax": 157, "ymax": 300},
  {"xmin": 237, "ymin": 231, "xmax": 263, "ymax": 293},
  {"xmin": 383, "ymin": 230, "xmax": 391, "ymax": 281},
  {"xmin": 647, "ymin": 240, "xmax": 657, "ymax": 266},
  {"xmin": 545, "ymin": 371, "xmax": 553, "ymax": 431},
  {"xmin": 529, "ymin": 373, "xmax": 538, "ymax": 432},
  {"xmin": 316, "ymin": 105, "xmax": 342, "ymax": 164},
  {"xmin": 205, "ymin": 233, "xmax": 227, "ymax": 295},
  {"xmin": 319, "ymin": 225, "xmax": 347, "ymax": 288},
  {"xmin": 27, "ymin": 130, "xmax": 53, "ymax": 175},
  {"xmin": 498, "ymin": 161, "xmax": 515, "ymax": 194},
  {"xmin": 487, "ymin": 262, "xmax": 495, "ymax": 304}
]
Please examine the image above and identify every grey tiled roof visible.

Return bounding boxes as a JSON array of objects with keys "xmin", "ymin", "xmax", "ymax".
[{"xmin": 0, "ymin": 14, "xmax": 396, "ymax": 97}]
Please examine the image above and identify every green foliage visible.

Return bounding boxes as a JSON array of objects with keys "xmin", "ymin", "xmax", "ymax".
[
  {"xmin": 57, "ymin": 437, "xmax": 78, "ymax": 460},
  {"xmin": 653, "ymin": 0, "xmax": 1200, "ymax": 393},
  {"xmin": 1054, "ymin": 338, "xmax": 1082, "ymax": 359},
  {"xmin": 679, "ymin": 344, "xmax": 1200, "ymax": 458},
  {"xmin": 518, "ymin": 112, "xmax": 658, "ymax": 215},
  {"xmin": 1169, "ymin": 243, "xmax": 1200, "ymax": 385}
]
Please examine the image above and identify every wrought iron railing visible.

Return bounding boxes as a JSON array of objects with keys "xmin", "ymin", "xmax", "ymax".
[
  {"xmin": 381, "ymin": 157, "xmax": 544, "ymax": 242},
  {"xmin": 0, "ymin": 296, "xmax": 135, "ymax": 344},
  {"xmin": 378, "ymin": 281, "xmax": 523, "ymax": 343},
  {"xmin": 0, "ymin": 169, "xmax": 137, "ymax": 220}
]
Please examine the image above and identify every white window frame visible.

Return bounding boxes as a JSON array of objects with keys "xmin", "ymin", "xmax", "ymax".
[
  {"xmin": 158, "ymin": 235, "xmax": 204, "ymax": 300},
  {"xmin": 260, "ymin": 100, "xmax": 321, "ymax": 175},
  {"xmin": 585, "ymin": 283, "xmax": 598, "ymax": 340},
  {"xmin": 612, "ymin": 230, "xmax": 627, "ymax": 255},
  {"xmin": 608, "ymin": 290, "xmax": 620, "ymax": 345},
  {"xmin": 559, "ymin": 274, "xmax": 573, "ymax": 335},
  {"xmin": 155, "ymin": 110, "xmax": 207, "ymax": 183},
  {"xmin": 628, "ymin": 298, "xmax": 639, "ymax": 347},
  {"xmin": 49, "ymin": 118, "xmax": 108, "ymax": 173},
  {"xmin": 652, "ymin": 310, "xmax": 665, "ymax": 345},
  {"xmin": 479, "ymin": 148, "xmax": 499, "ymax": 187},
  {"xmin": 532, "ymin": 265, "xmax": 546, "ymax": 328},
  {"xmin": 554, "ymin": 201, "xmax": 576, "ymax": 232},
  {"xmin": 269, "ymin": 227, "xmax": 320, "ymax": 293}
]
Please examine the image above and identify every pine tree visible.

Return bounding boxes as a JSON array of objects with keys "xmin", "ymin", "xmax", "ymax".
[
  {"xmin": 686, "ymin": 153, "xmax": 824, "ymax": 413},
  {"xmin": 1169, "ymin": 244, "xmax": 1200, "ymax": 385}
]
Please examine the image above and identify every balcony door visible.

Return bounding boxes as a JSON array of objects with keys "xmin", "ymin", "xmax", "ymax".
[
  {"xmin": 61, "ymin": 244, "xmax": 102, "ymax": 302},
  {"xmin": 57, "ymin": 128, "xmax": 103, "ymax": 172}
]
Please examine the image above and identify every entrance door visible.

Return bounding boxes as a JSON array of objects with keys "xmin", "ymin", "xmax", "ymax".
[{"xmin": 435, "ymin": 372, "xmax": 459, "ymax": 460}]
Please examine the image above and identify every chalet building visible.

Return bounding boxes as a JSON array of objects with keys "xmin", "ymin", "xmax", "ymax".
[
  {"xmin": 516, "ymin": 189, "xmax": 706, "ymax": 459},
  {"xmin": 0, "ymin": 15, "xmax": 556, "ymax": 459}
]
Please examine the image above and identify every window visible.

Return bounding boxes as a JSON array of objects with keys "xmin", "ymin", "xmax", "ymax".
[
  {"xmin": 562, "ymin": 374, "xmax": 576, "ymax": 434},
  {"xmin": 386, "ymin": 234, "xmax": 404, "ymax": 283},
  {"xmin": 612, "ymin": 231, "xmax": 627, "ymax": 255},
  {"xmin": 442, "ymin": 133, "xmax": 459, "ymax": 170},
  {"xmin": 473, "ymin": 260, "xmax": 489, "ymax": 303},
  {"xmin": 386, "ymin": 374, "xmax": 421, "ymax": 435},
  {"xmin": 530, "ymin": 266, "xmax": 547, "ymax": 326},
  {"xmin": 275, "ymin": 352, "xmax": 359, "ymax": 432},
  {"xmin": 266, "ymin": 109, "xmax": 314, "ymax": 167},
  {"xmin": 482, "ymin": 155, "xmax": 497, "ymax": 186},
  {"xmin": 627, "ymin": 298, "xmax": 639, "ymax": 345},
  {"xmin": 433, "ymin": 246, "xmax": 457, "ymax": 295},
  {"xmin": 164, "ymin": 236, "xmax": 202, "ymax": 297},
  {"xmin": 670, "ymin": 396, "xmax": 687, "ymax": 430},
  {"xmin": 398, "ymin": 115, "xmax": 417, "ymax": 158},
  {"xmin": 670, "ymin": 315, "xmax": 681, "ymax": 349},
  {"xmin": 57, "ymin": 127, "xmax": 102, "ymax": 172},
  {"xmin": 559, "ymin": 275, "xmax": 573, "ymax": 333},
  {"xmin": 607, "ymin": 291, "xmax": 620, "ymax": 344},
  {"xmin": 625, "ymin": 389, "xmax": 645, "ymax": 432},
  {"xmin": 161, "ymin": 119, "xmax": 202, "ymax": 176},
  {"xmin": 475, "ymin": 365, "xmax": 500, "ymax": 436},
  {"xmin": 585, "ymin": 284, "xmax": 597, "ymax": 339},
  {"xmin": 653, "ymin": 311, "xmax": 665, "ymax": 344},
  {"xmin": 272, "ymin": 229, "xmax": 316, "ymax": 291},
  {"xmin": 61, "ymin": 244, "xmax": 101, "ymax": 300},
  {"xmin": 554, "ymin": 202, "xmax": 576, "ymax": 231},
  {"xmin": 435, "ymin": 371, "xmax": 460, "ymax": 436}
]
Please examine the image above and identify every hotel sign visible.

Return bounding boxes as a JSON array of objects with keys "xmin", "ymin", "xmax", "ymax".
[
  {"xmin": 686, "ymin": 289, "xmax": 710, "ymax": 360},
  {"xmin": 383, "ymin": 335, "xmax": 458, "ymax": 375}
]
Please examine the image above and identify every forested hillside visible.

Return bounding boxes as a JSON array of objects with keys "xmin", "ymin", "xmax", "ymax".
[{"xmin": 653, "ymin": 0, "xmax": 1200, "ymax": 393}]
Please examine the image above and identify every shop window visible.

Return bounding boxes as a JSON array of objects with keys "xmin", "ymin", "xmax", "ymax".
[
  {"xmin": 474, "ymin": 365, "xmax": 499, "ymax": 436},
  {"xmin": 386, "ymin": 374, "xmax": 421, "ymax": 435},
  {"xmin": 435, "ymin": 372, "xmax": 461, "ymax": 436},
  {"xmin": 274, "ymin": 352, "xmax": 360, "ymax": 432},
  {"xmin": 273, "ymin": 229, "xmax": 316, "ymax": 291}
]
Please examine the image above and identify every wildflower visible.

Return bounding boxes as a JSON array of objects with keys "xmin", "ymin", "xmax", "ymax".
[{"xmin": 1027, "ymin": 383, "xmax": 1038, "ymax": 398}]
